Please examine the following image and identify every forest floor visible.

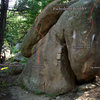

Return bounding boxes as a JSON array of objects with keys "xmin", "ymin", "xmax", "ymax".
[{"xmin": 0, "ymin": 65, "xmax": 100, "ymax": 100}]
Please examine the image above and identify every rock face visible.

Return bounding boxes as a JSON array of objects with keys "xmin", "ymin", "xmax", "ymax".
[
  {"xmin": 21, "ymin": 0, "xmax": 78, "ymax": 57},
  {"xmin": 8, "ymin": 62, "xmax": 24, "ymax": 75},
  {"xmin": 19, "ymin": 26, "xmax": 76, "ymax": 94},
  {"xmin": 14, "ymin": 51, "xmax": 24, "ymax": 61},
  {"xmin": 19, "ymin": 0, "xmax": 100, "ymax": 95}
]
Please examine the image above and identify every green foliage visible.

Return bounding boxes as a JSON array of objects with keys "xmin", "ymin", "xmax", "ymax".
[
  {"xmin": 10, "ymin": 83, "xmax": 17, "ymax": 87},
  {"xmin": 5, "ymin": 0, "xmax": 57, "ymax": 55},
  {"xmin": 20, "ymin": 57, "xmax": 28, "ymax": 64},
  {"xmin": 9, "ymin": 57, "xmax": 15, "ymax": 62},
  {"xmin": 0, "ymin": 81, "xmax": 7, "ymax": 88},
  {"xmin": 20, "ymin": 83, "xmax": 26, "ymax": 90},
  {"xmin": 46, "ymin": 94, "xmax": 56, "ymax": 99},
  {"xmin": 15, "ymin": 0, "xmax": 55, "ymax": 24},
  {"xmin": 5, "ymin": 11, "xmax": 30, "ymax": 46},
  {"xmin": 5, "ymin": 0, "xmax": 72, "ymax": 58},
  {"xmin": 34, "ymin": 89, "xmax": 43, "ymax": 95},
  {"xmin": 4, "ymin": 68, "xmax": 10, "ymax": 75}
]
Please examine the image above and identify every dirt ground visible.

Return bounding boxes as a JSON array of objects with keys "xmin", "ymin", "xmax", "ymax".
[{"xmin": 0, "ymin": 69, "xmax": 100, "ymax": 100}]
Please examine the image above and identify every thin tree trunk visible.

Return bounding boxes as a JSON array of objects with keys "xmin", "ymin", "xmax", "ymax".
[{"xmin": 0, "ymin": 0, "xmax": 9, "ymax": 63}]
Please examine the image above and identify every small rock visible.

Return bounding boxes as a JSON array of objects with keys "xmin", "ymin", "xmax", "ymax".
[
  {"xmin": 15, "ymin": 43, "xmax": 21, "ymax": 50},
  {"xmin": 58, "ymin": 48, "xmax": 62, "ymax": 54},
  {"xmin": 26, "ymin": 91, "xmax": 28, "ymax": 94},
  {"xmin": 76, "ymin": 98, "xmax": 82, "ymax": 100},
  {"xmin": 14, "ymin": 51, "xmax": 24, "ymax": 61},
  {"xmin": 56, "ymin": 54, "xmax": 61, "ymax": 60},
  {"xmin": 96, "ymin": 76, "xmax": 100, "ymax": 82},
  {"xmin": 85, "ymin": 93, "xmax": 89, "ymax": 97},
  {"xmin": 56, "ymin": 96, "xmax": 60, "ymax": 99},
  {"xmin": 78, "ymin": 83, "xmax": 95, "ymax": 91},
  {"xmin": 84, "ymin": 92, "xmax": 88, "ymax": 94},
  {"xmin": 1, "ymin": 93, "xmax": 6, "ymax": 96}
]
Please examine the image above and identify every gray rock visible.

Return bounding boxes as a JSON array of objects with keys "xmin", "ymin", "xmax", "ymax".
[
  {"xmin": 14, "ymin": 51, "xmax": 24, "ymax": 61},
  {"xmin": 8, "ymin": 62, "xmax": 24, "ymax": 75},
  {"xmin": 15, "ymin": 43, "xmax": 21, "ymax": 50},
  {"xmin": 21, "ymin": 0, "xmax": 78, "ymax": 57},
  {"xmin": 19, "ymin": 0, "xmax": 100, "ymax": 95},
  {"xmin": 62, "ymin": 0, "xmax": 100, "ymax": 81},
  {"xmin": 19, "ymin": 37, "xmax": 76, "ymax": 94}
]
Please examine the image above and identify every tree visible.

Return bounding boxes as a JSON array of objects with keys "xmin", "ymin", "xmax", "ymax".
[{"xmin": 0, "ymin": 0, "xmax": 9, "ymax": 63}]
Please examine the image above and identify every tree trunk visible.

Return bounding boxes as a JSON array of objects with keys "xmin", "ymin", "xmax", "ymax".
[{"xmin": 0, "ymin": 0, "xmax": 9, "ymax": 63}]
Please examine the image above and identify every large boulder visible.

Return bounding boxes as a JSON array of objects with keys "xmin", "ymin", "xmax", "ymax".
[
  {"xmin": 19, "ymin": 0, "xmax": 100, "ymax": 95},
  {"xmin": 62, "ymin": 0, "xmax": 100, "ymax": 82},
  {"xmin": 19, "ymin": 25, "xmax": 76, "ymax": 95},
  {"xmin": 21, "ymin": 0, "xmax": 78, "ymax": 57}
]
